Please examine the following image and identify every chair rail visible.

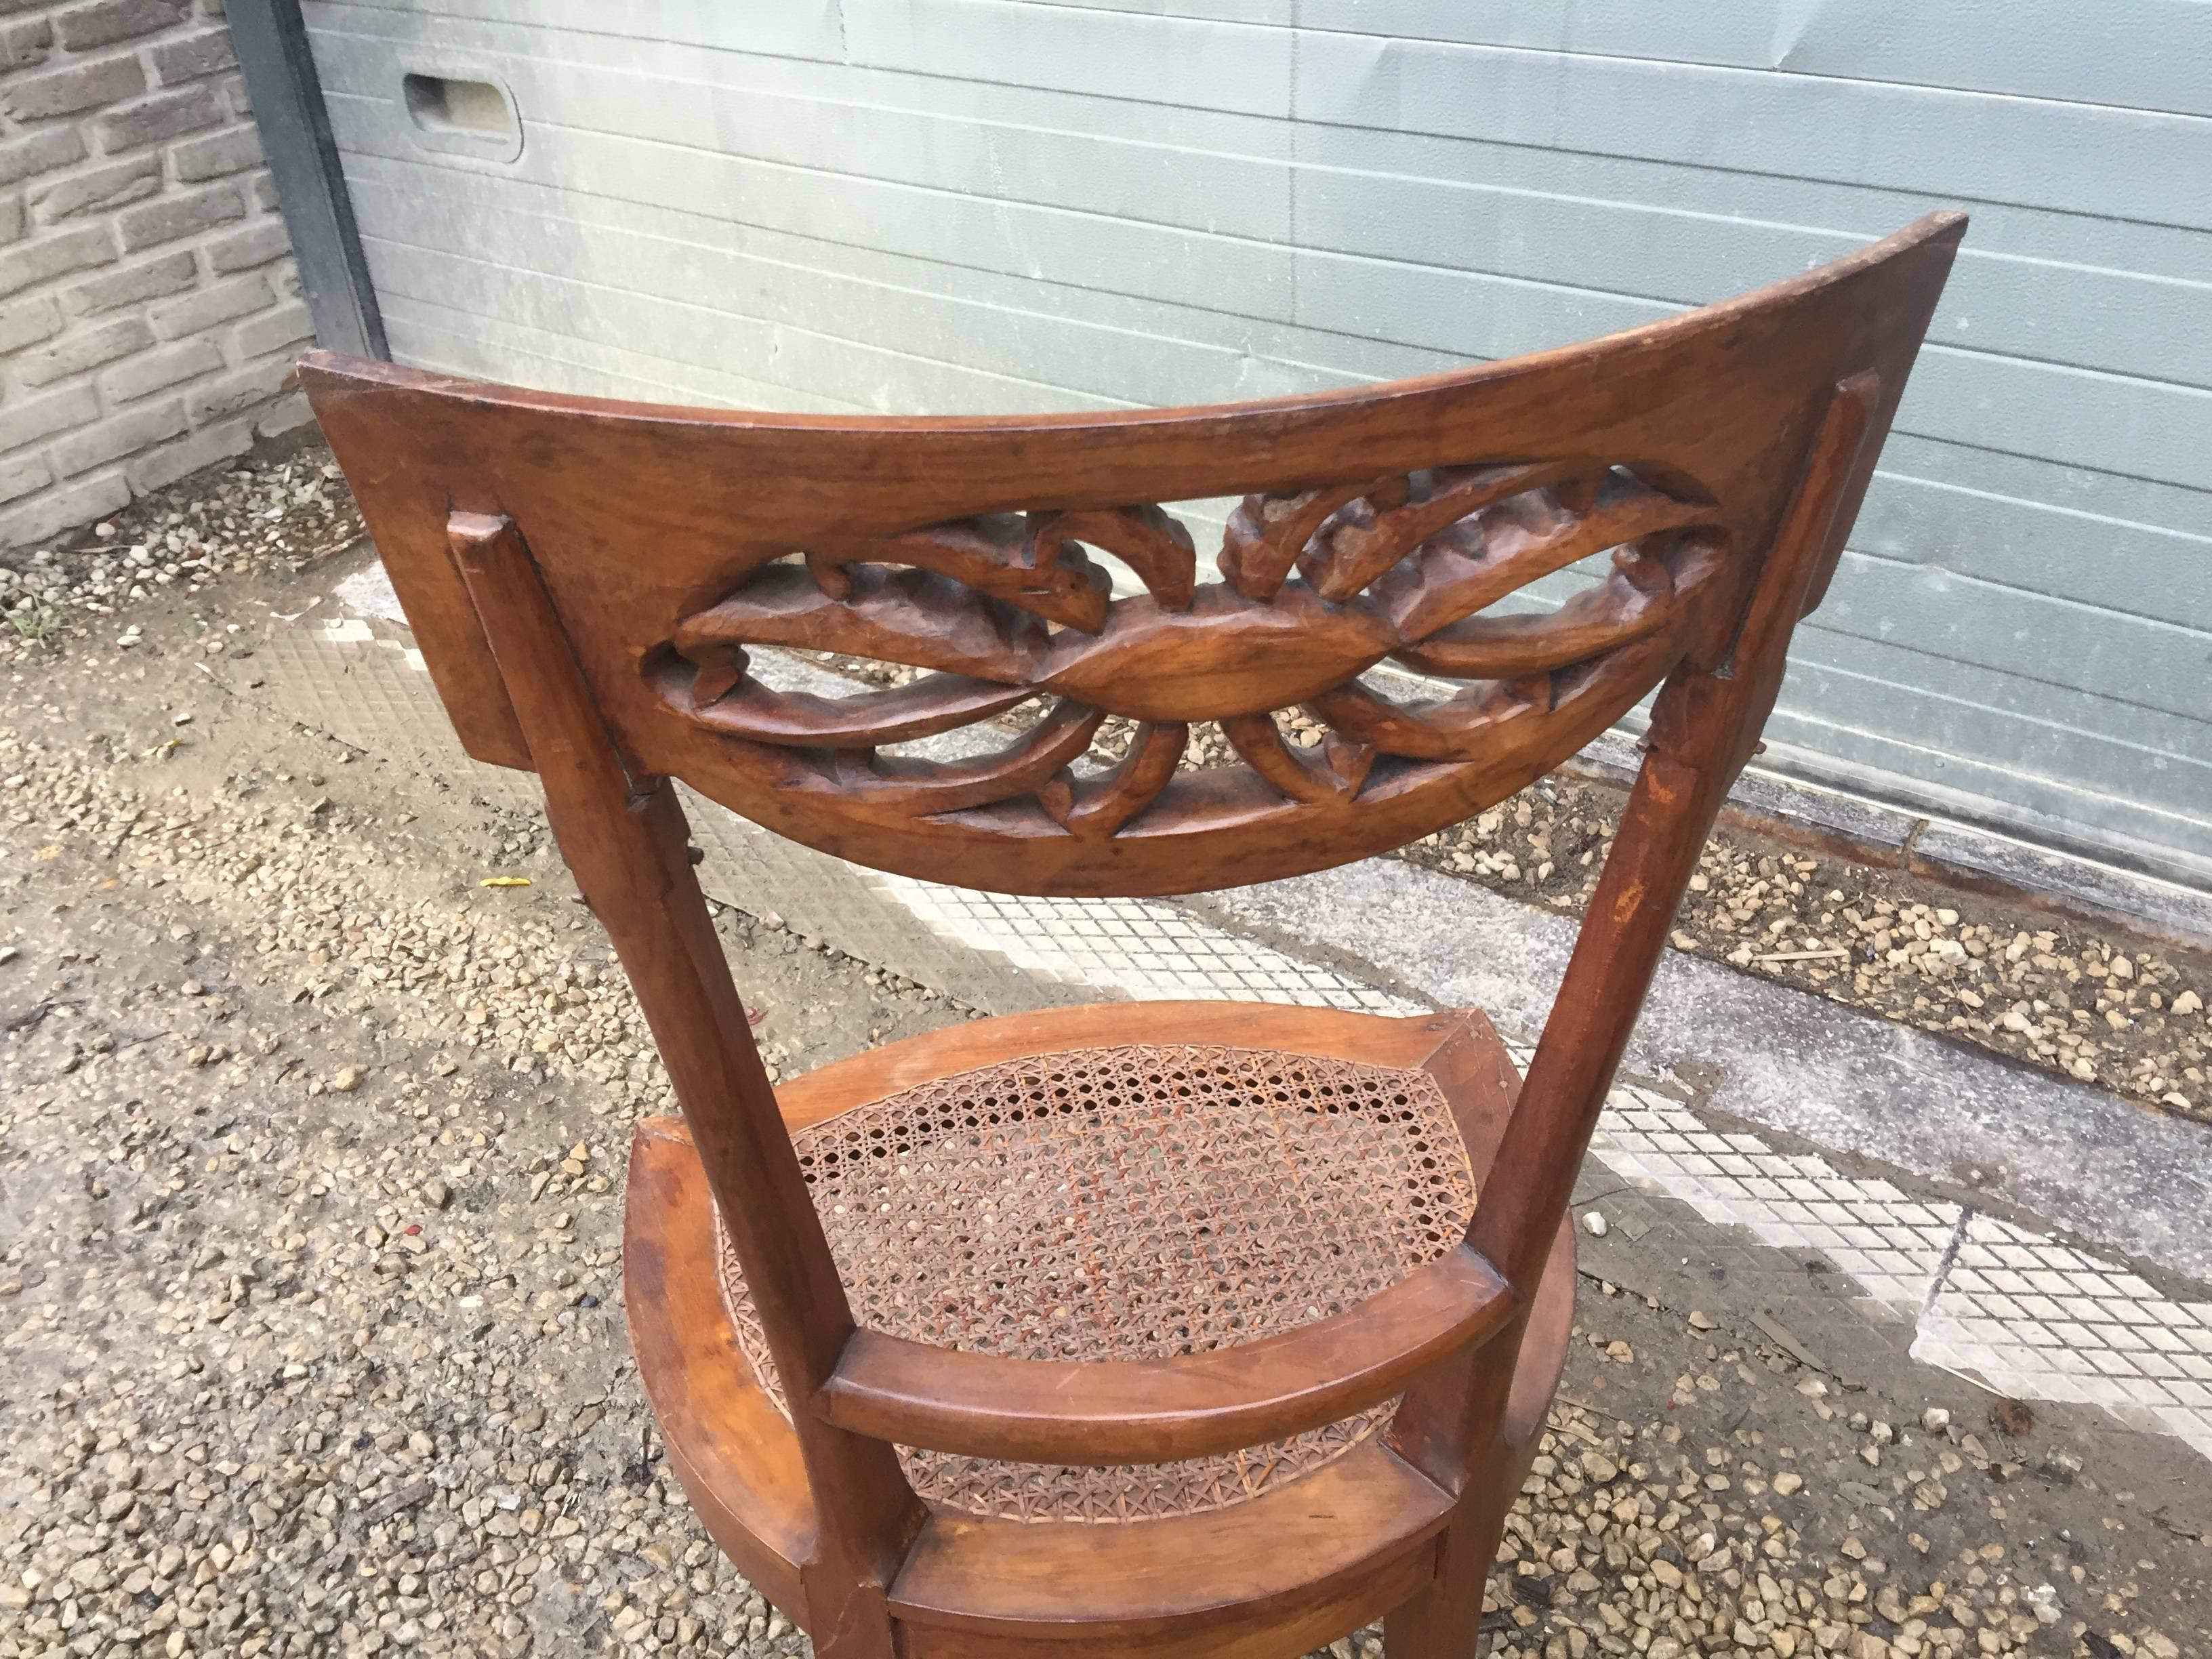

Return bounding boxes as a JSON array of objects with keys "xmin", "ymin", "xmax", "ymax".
[{"xmin": 813, "ymin": 1243, "xmax": 1515, "ymax": 1466}]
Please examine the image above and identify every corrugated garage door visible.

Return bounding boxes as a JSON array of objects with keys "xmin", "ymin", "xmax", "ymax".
[{"xmin": 298, "ymin": 0, "xmax": 2212, "ymax": 887}]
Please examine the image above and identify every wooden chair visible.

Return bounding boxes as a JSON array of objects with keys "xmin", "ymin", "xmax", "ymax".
[{"xmin": 302, "ymin": 211, "xmax": 1963, "ymax": 1659}]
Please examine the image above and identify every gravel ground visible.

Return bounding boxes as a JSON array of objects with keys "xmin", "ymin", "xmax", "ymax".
[
  {"xmin": 0, "ymin": 680, "xmax": 963, "ymax": 1659},
  {"xmin": 1403, "ymin": 796, "xmax": 2210, "ymax": 1128},
  {"xmin": 0, "ymin": 443, "xmax": 359, "ymax": 661},
  {"xmin": 2, "ymin": 445, "xmax": 2208, "ymax": 1659}
]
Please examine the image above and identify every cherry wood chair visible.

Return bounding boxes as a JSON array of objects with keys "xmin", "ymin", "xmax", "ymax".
[{"xmin": 302, "ymin": 212, "xmax": 1963, "ymax": 1659}]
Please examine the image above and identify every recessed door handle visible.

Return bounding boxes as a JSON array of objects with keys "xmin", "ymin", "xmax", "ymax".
[{"xmin": 400, "ymin": 70, "xmax": 522, "ymax": 162}]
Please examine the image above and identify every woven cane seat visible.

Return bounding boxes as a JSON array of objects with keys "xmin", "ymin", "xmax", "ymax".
[{"xmin": 713, "ymin": 1041, "xmax": 1480, "ymax": 1523}]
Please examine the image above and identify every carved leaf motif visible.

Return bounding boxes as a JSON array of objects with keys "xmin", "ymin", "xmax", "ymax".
[
  {"xmin": 1315, "ymin": 630, "xmax": 1682, "ymax": 762},
  {"xmin": 686, "ymin": 642, "xmax": 748, "ymax": 706},
  {"xmin": 678, "ymin": 673, "xmax": 1034, "ymax": 750},
  {"xmin": 1221, "ymin": 714, "xmax": 1375, "ymax": 803},
  {"xmin": 1299, "ymin": 463, "xmax": 1575, "ymax": 602},
  {"xmin": 1041, "ymin": 722, "xmax": 1190, "ymax": 837},
  {"xmin": 824, "ymin": 701, "xmax": 1106, "ymax": 815},
  {"xmin": 1030, "ymin": 505, "xmax": 1197, "ymax": 611},
  {"xmin": 1218, "ymin": 480, "xmax": 1379, "ymax": 602},
  {"xmin": 678, "ymin": 564, "xmax": 1046, "ymax": 685},
  {"xmin": 1309, "ymin": 679, "xmax": 1525, "ymax": 762},
  {"xmin": 1390, "ymin": 538, "xmax": 1719, "ymax": 680},
  {"xmin": 1374, "ymin": 478, "xmax": 1713, "ymax": 642},
  {"xmin": 809, "ymin": 515, "xmax": 1111, "ymax": 632},
  {"xmin": 656, "ymin": 459, "xmax": 1727, "ymax": 863},
  {"xmin": 1393, "ymin": 596, "xmax": 1658, "ymax": 680}
]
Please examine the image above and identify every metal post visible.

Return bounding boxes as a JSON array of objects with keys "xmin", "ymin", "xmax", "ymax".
[{"xmin": 228, "ymin": 0, "xmax": 386, "ymax": 359}]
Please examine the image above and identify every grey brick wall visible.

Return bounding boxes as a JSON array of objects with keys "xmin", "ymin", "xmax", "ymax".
[{"xmin": 0, "ymin": 0, "xmax": 308, "ymax": 550}]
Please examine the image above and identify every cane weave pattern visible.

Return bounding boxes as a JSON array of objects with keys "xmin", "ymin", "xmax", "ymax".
[{"xmin": 713, "ymin": 1042, "xmax": 1479, "ymax": 1523}]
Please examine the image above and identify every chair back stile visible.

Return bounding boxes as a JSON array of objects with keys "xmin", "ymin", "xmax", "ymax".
[
  {"xmin": 1389, "ymin": 377, "xmax": 1881, "ymax": 1520},
  {"xmin": 301, "ymin": 212, "xmax": 1965, "ymax": 1658},
  {"xmin": 443, "ymin": 514, "xmax": 926, "ymax": 1654}
]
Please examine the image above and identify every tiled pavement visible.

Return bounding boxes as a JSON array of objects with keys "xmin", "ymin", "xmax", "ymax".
[
  {"xmin": 886, "ymin": 880, "xmax": 1416, "ymax": 1014},
  {"xmin": 1920, "ymin": 1214, "xmax": 2212, "ymax": 1438},
  {"xmin": 264, "ymin": 573, "xmax": 2212, "ymax": 1462},
  {"xmin": 1595, "ymin": 1091, "xmax": 2212, "ymax": 1452}
]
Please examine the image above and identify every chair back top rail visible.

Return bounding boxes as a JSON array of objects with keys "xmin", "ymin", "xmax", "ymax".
[{"xmin": 302, "ymin": 213, "xmax": 1965, "ymax": 899}]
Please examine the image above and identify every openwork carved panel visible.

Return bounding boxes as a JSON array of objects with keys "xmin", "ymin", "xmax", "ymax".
[
  {"xmin": 714, "ymin": 1042, "xmax": 1479, "ymax": 1522},
  {"xmin": 652, "ymin": 462, "xmax": 1731, "ymax": 892}
]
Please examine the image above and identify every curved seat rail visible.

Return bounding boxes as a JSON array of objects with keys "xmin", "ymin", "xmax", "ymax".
[{"xmin": 815, "ymin": 1243, "xmax": 1515, "ymax": 1466}]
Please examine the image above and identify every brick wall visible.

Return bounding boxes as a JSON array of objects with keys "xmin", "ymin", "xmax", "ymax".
[{"xmin": 0, "ymin": 0, "xmax": 308, "ymax": 550}]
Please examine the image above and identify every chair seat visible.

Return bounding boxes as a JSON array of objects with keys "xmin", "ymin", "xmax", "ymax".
[
  {"xmin": 716, "ymin": 1032, "xmax": 1481, "ymax": 1523},
  {"xmin": 623, "ymin": 1002, "xmax": 1577, "ymax": 1651}
]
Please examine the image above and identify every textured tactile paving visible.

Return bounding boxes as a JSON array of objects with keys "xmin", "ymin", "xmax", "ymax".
[
  {"xmin": 1917, "ymin": 1213, "xmax": 2212, "ymax": 1452},
  {"xmin": 257, "ymin": 617, "xmax": 534, "ymax": 807},
  {"xmin": 886, "ymin": 880, "xmax": 1422, "ymax": 1015},
  {"xmin": 676, "ymin": 791, "xmax": 1098, "ymax": 1017}
]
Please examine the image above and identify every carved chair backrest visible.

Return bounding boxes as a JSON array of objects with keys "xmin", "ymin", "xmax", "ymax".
[
  {"xmin": 306, "ymin": 216, "xmax": 1960, "ymax": 907},
  {"xmin": 304, "ymin": 212, "xmax": 1961, "ymax": 1572}
]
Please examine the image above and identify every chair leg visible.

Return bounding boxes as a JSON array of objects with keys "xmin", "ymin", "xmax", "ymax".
[
  {"xmin": 1384, "ymin": 1500, "xmax": 1511, "ymax": 1659},
  {"xmin": 803, "ymin": 1580, "xmax": 900, "ymax": 1659}
]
